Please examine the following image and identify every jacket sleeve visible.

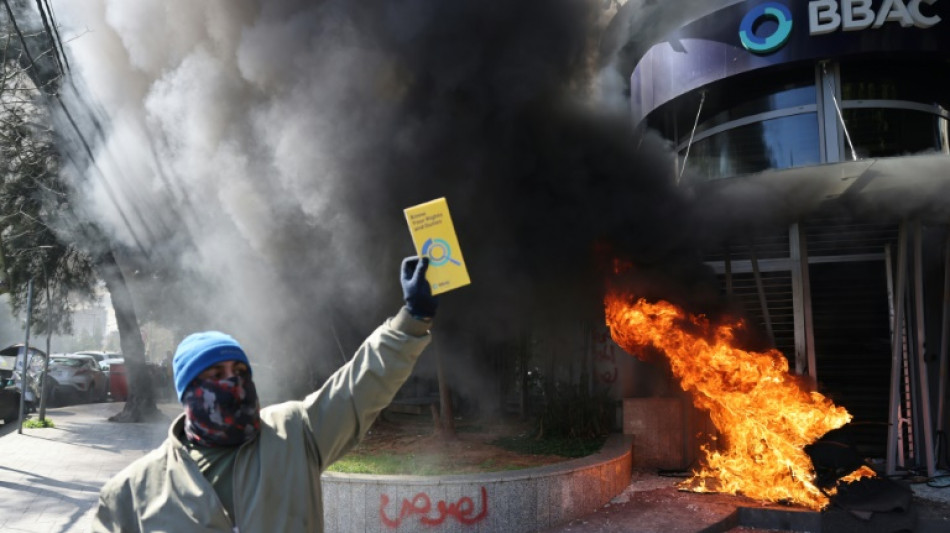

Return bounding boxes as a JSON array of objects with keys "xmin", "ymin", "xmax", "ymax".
[{"xmin": 301, "ymin": 306, "xmax": 432, "ymax": 469}]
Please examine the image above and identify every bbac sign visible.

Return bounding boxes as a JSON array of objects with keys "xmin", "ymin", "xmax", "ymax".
[{"xmin": 809, "ymin": 0, "xmax": 941, "ymax": 35}]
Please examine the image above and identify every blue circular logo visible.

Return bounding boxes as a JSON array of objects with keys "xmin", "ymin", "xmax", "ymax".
[
  {"xmin": 421, "ymin": 238, "xmax": 461, "ymax": 267},
  {"xmin": 739, "ymin": 2, "xmax": 793, "ymax": 55}
]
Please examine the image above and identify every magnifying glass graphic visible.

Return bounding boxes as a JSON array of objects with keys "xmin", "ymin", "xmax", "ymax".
[{"xmin": 421, "ymin": 238, "xmax": 461, "ymax": 266}]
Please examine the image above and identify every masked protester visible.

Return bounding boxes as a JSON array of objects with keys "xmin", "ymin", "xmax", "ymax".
[{"xmin": 93, "ymin": 257, "xmax": 438, "ymax": 533}]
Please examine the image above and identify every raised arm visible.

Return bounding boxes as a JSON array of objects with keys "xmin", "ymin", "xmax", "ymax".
[{"xmin": 302, "ymin": 257, "xmax": 438, "ymax": 468}]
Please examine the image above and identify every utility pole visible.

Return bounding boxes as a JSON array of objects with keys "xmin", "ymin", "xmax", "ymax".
[
  {"xmin": 38, "ymin": 260, "xmax": 51, "ymax": 420},
  {"xmin": 16, "ymin": 278, "xmax": 33, "ymax": 434}
]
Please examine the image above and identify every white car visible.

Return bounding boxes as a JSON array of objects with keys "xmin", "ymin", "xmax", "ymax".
[
  {"xmin": 0, "ymin": 344, "xmax": 47, "ymax": 421},
  {"xmin": 45, "ymin": 354, "xmax": 108, "ymax": 404},
  {"xmin": 73, "ymin": 351, "xmax": 109, "ymax": 366}
]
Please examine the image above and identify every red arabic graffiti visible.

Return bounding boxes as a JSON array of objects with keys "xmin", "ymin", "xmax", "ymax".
[{"xmin": 379, "ymin": 486, "xmax": 488, "ymax": 528}]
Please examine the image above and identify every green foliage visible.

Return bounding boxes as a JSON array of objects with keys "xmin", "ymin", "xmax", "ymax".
[
  {"xmin": 328, "ymin": 435, "xmax": 605, "ymax": 475},
  {"xmin": 326, "ymin": 453, "xmax": 407, "ymax": 474},
  {"xmin": 486, "ymin": 381, "xmax": 611, "ymax": 459},
  {"xmin": 1, "ymin": 15, "xmax": 157, "ymax": 422},
  {"xmin": 0, "ymin": 32, "xmax": 99, "ymax": 335},
  {"xmin": 23, "ymin": 417, "xmax": 54, "ymax": 428},
  {"xmin": 327, "ymin": 453, "xmax": 492, "ymax": 476}
]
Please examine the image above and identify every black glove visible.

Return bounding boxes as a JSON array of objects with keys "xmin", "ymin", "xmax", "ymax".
[{"xmin": 401, "ymin": 256, "xmax": 438, "ymax": 319}]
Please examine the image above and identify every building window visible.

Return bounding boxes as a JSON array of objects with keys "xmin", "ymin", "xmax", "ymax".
[
  {"xmin": 842, "ymin": 108, "xmax": 949, "ymax": 158},
  {"xmin": 644, "ymin": 65, "xmax": 820, "ymax": 183},
  {"xmin": 694, "ymin": 82, "xmax": 816, "ymax": 139},
  {"xmin": 839, "ymin": 57, "xmax": 950, "ymax": 158},
  {"xmin": 840, "ymin": 57, "xmax": 950, "ymax": 109},
  {"xmin": 645, "ymin": 57, "xmax": 950, "ymax": 181},
  {"xmin": 683, "ymin": 113, "xmax": 821, "ymax": 183}
]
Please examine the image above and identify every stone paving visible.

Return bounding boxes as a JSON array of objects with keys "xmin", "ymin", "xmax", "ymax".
[{"xmin": 0, "ymin": 402, "xmax": 177, "ymax": 533}]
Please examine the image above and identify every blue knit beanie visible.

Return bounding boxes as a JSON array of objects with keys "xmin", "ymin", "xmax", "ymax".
[{"xmin": 173, "ymin": 331, "xmax": 251, "ymax": 402}]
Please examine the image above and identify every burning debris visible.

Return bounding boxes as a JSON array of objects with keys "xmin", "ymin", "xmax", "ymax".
[{"xmin": 604, "ymin": 277, "xmax": 874, "ymax": 510}]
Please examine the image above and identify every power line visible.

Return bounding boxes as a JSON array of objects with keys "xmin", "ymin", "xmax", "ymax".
[
  {"xmin": 28, "ymin": 3, "xmax": 187, "ymax": 259},
  {"xmin": 2, "ymin": 0, "xmax": 150, "ymax": 258},
  {"xmin": 39, "ymin": 0, "xmax": 68, "ymax": 70},
  {"xmin": 32, "ymin": 0, "xmax": 66, "ymax": 75},
  {"xmin": 6, "ymin": 0, "xmax": 204, "ymax": 270}
]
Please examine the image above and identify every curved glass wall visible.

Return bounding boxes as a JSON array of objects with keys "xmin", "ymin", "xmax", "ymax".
[
  {"xmin": 839, "ymin": 58, "xmax": 950, "ymax": 158},
  {"xmin": 840, "ymin": 58, "xmax": 950, "ymax": 108},
  {"xmin": 685, "ymin": 114, "xmax": 820, "ymax": 182},
  {"xmin": 694, "ymin": 83, "xmax": 816, "ymax": 138},
  {"xmin": 646, "ymin": 66, "xmax": 815, "ymax": 147},
  {"xmin": 842, "ymin": 108, "xmax": 949, "ymax": 158},
  {"xmin": 650, "ymin": 65, "xmax": 819, "ymax": 183},
  {"xmin": 642, "ymin": 57, "xmax": 950, "ymax": 183}
]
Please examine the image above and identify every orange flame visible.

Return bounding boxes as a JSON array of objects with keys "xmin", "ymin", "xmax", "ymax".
[
  {"xmin": 838, "ymin": 465, "xmax": 877, "ymax": 484},
  {"xmin": 605, "ymin": 291, "xmax": 853, "ymax": 509}
]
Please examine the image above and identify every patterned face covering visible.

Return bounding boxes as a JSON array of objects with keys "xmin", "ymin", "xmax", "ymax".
[{"xmin": 183, "ymin": 375, "xmax": 261, "ymax": 447}]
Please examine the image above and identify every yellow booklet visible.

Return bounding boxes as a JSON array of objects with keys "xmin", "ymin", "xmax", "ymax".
[{"xmin": 404, "ymin": 197, "xmax": 471, "ymax": 295}]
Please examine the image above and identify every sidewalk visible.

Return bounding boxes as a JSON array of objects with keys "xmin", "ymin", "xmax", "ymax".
[{"xmin": 0, "ymin": 402, "xmax": 178, "ymax": 533}]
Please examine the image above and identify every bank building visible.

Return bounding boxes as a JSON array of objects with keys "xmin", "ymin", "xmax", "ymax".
[{"xmin": 601, "ymin": 0, "xmax": 950, "ymax": 477}]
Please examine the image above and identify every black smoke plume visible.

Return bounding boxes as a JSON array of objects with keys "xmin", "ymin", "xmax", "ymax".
[{"xmin": 53, "ymin": 0, "xmax": 715, "ymax": 399}]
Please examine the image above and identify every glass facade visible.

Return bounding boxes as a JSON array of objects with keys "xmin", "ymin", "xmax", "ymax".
[
  {"xmin": 643, "ymin": 56, "xmax": 950, "ymax": 182},
  {"xmin": 686, "ymin": 113, "xmax": 820, "ymax": 182},
  {"xmin": 840, "ymin": 58, "xmax": 950, "ymax": 108},
  {"xmin": 839, "ymin": 58, "xmax": 950, "ymax": 158},
  {"xmin": 843, "ymin": 108, "xmax": 948, "ymax": 158},
  {"xmin": 695, "ymin": 82, "xmax": 816, "ymax": 137}
]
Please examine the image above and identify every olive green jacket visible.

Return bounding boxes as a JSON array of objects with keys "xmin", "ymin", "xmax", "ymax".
[{"xmin": 93, "ymin": 308, "xmax": 432, "ymax": 532}]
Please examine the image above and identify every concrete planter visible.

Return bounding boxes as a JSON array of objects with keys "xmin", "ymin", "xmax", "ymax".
[{"xmin": 322, "ymin": 434, "xmax": 632, "ymax": 533}]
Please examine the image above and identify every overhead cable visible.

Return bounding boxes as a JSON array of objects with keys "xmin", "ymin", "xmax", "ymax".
[
  {"xmin": 32, "ymin": 0, "xmax": 66, "ymax": 74},
  {"xmin": 1, "ymin": 0, "xmax": 150, "ymax": 258}
]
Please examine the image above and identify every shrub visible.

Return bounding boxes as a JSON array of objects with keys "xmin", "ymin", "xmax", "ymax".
[
  {"xmin": 24, "ymin": 418, "xmax": 55, "ymax": 429},
  {"xmin": 536, "ymin": 381, "xmax": 612, "ymax": 440}
]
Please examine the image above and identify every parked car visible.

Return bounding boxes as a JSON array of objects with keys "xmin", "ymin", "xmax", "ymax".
[
  {"xmin": 0, "ymin": 350, "xmax": 20, "ymax": 423},
  {"xmin": 0, "ymin": 344, "xmax": 47, "ymax": 419},
  {"xmin": 44, "ymin": 353, "xmax": 109, "ymax": 405},
  {"xmin": 75, "ymin": 350, "xmax": 122, "ymax": 367},
  {"xmin": 0, "ymin": 387, "xmax": 18, "ymax": 424}
]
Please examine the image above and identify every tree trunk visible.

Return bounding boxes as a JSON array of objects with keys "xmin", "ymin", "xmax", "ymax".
[{"xmin": 98, "ymin": 250, "xmax": 159, "ymax": 422}]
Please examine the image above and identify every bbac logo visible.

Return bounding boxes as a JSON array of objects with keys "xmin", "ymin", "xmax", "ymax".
[{"xmin": 740, "ymin": 2, "xmax": 794, "ymax": 54}]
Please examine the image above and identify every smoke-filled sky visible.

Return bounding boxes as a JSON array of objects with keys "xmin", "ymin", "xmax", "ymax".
[{"xmin": 45, "ymin": 0, "xmax": 721, "ymax": 399}]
